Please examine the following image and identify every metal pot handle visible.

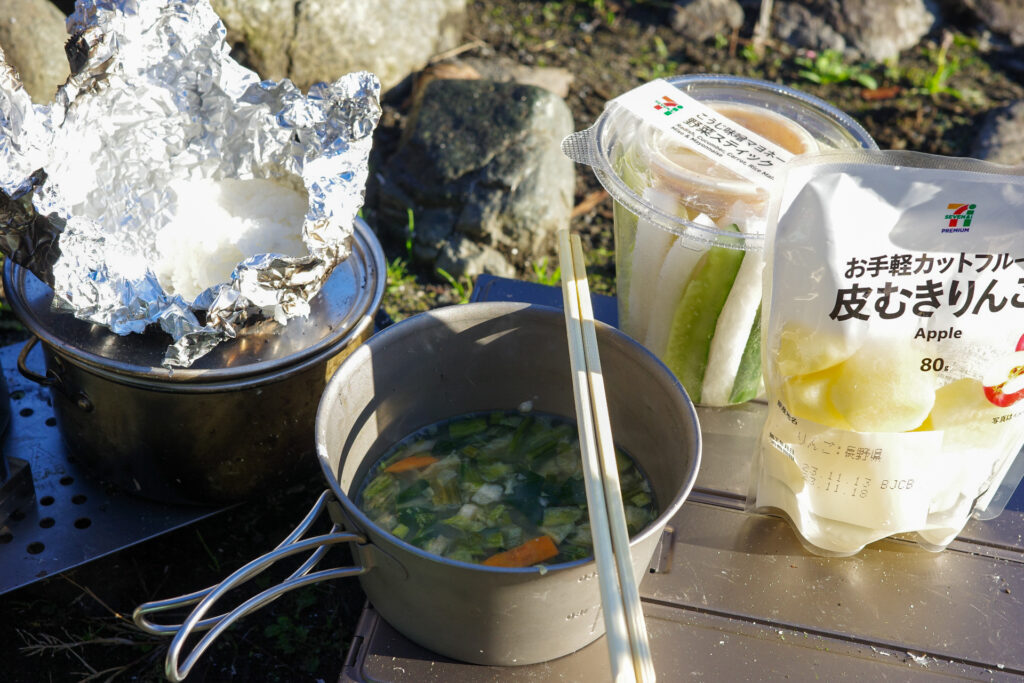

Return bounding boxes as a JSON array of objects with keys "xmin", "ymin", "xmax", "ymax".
[
  {"xmin": 131, "ymin": 491, "xmax": 369, "ymax": 683},
  {"xmin": 17, "ymin": 335, "xmax": 59, "ymax": 388},
  {"xmin": 133, "ymin": 491, "xmax": 341, "ymax": 634},
  {"xmin": 17, "ymin": 335, "xmax": 93, "ymax": 411}
]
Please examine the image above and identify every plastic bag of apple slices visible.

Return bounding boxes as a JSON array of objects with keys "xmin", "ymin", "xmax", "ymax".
[{"xmin": 750, "ymin": 149, "xmax": 1024, "ymax": 556}]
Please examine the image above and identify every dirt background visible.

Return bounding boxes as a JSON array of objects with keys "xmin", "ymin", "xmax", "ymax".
[{"xmin": 2, "ymin": 1, "xmax": 1024, "ymax": 681}]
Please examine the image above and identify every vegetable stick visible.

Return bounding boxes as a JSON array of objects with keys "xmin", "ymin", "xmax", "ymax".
[
  {"xmin": 383, "ymin": 454, "xmax": 440, "ymax": 473},
  {"xmin": 612, "ymin": 141, "xmax": 652, "ymax": 313},
  {"xmin": 728, "ymin": 306, "xmax": 762, "ymax": 404},
  {"xmin": 624, "ymin": 188, "xmax": 678, "ymax": 342},
  {"xmin": 482, "ymin": 535, "xmax": 558, "ymax": 568},
  {"xmin": 643, "ymin": 215, "xmax": 712, "ymax": 357},
  {"xmin": 662, "ymin": 232, "xmax": 745, "ymax": 404},
  {"xmin": 700, "ymin": 247, "xmax": 764, "ymax": 405}
]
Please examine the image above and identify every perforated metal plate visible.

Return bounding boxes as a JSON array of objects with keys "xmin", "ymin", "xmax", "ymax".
[{"xmin": 0, "ymin": 342, "xmax": 225, "ymax": 596}]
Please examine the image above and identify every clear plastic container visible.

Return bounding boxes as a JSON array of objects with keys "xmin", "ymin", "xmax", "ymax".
[
  {"xmin": 753, "ymin": 150, "xmax": 1024, "ymax": 555},
  {"xmin": 562, "ymin": 75, "xmax": 877, "ymax": 406}
]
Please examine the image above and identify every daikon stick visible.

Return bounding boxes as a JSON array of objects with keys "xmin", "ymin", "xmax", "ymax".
[
  {"xmin": 701, "ymin": 246, "xmax": 764, "ymax": 405},
  {"xmin": 643, "ymin": 214, "xmax": 712, "ymax": 357},
  {"xmin": 624, "ymin": 188, "xmax": 677, "ymax": 342}
]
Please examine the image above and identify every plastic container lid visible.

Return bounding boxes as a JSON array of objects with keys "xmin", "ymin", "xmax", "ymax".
[
  {"xmin": 4, "ymin": 217, "xmax": 385, "ymax": 385},
  {"xmin": 562, "ymin": 74, "xmax": 879, "ymax": 251}
]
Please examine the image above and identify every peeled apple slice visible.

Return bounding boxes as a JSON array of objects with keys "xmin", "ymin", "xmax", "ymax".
[
  {"xmin": 643, "ymin": 214, "xmax": 712, "ymax": 357},
  {"xmin": 930, "ymin": 377, "xmax": 1016, "ymax": 428},
  {"xmin": 662, "ymin": 227, "xmax": 745, "ymax": 403},
  {"xmin": 781, "ymin": 366, "xmax": 850, "ymax": 430},
  {"xmin": 775, "ymin": 322, "xmax": 860, "ymax": 378},
  {"xmin": 624, "ymin": 188, "xmax": 679, "ymax": 342},
  {"xmin": 828, "ymin": 342, "xmax": 936, "ymax": 432}
]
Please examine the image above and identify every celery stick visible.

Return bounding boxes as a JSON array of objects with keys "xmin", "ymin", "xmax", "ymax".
[
  {"xmin": 663, "ymin": 234, "xmax": 744, "ymax": 403},
  {"xmin": 701, "ymin": 244, "xmax": 764, "ymax": 405},
  {"xmin": 624, "ymin": 188, "xmax": 677, "ymax": 342},
  {"xmin": 643, "ymin": 214, "xmax": 712, "ymax": 357}
]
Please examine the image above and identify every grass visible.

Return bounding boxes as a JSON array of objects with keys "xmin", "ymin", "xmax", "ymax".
[
  {"xmin": 870, "ymin": 31, "xmax": 985, "ymax": 104},
  {"xmin": 530, "ymin": 257, "xmax": 561, "ymax": 286},
  {"xmin": 794, "ymin": 49, "xmax": 878, "ymax": 90},
  {"xmin": 383, "ymin": 208, "xmax": 428, "ymax": 320},
  {"xmin": 906, "ymin": 31, "xmax": 970, "ymax": 101},
  {"xmin": 435, "ymin": 267, "xmax": 473, "ymax": 303},
  {"xmin": 631, "ymin": 32, "xmax": 679, "ymax": 82},
  {"xmin": 14, "ymin": 575, "xmax": 168, "ymax": 680}
]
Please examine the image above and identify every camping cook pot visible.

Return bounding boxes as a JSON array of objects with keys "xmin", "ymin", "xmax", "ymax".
[
  {"xmin": 133, "ymin": 302, "xmax": 702, "ymax": 680},
  {"xmin": 3, "ymin": 218, "xmax": 385, "ymax": 504}
]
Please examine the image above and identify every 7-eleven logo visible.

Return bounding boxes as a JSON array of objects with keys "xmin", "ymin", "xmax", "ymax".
[
  {"xmin": 653, "ymin": 94, "xmax": 683, "ymax": 116},
  {"xmin": 945, "ymin": 202, "xmax": 976, "ymax": 228}
]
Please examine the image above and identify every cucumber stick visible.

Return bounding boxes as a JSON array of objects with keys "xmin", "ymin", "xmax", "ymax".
[
  {"xmin": 663, "ymin": 230, "xmax": 745, "ymax": 404},
  {"xmin": 729, "ymin": 306, "xmax": 762, "ymax": 404},
  {"xmin": 701, "ymin": 245, "xmax": 764, "ymax": 405}
]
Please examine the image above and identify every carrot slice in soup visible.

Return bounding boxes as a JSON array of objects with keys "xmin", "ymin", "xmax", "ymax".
[
  {"xmin": 383, "ymin": 454, "xmax": 439, "ymax": 473},
  {"xmin": 483, "ymin": 535, "xmax": 559, "ymax": 568}
]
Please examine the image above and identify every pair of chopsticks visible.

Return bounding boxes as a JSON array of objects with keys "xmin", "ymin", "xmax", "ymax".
[{"xmin": 556, "ymin": 228, "xmax": 656, "ymax": 683}]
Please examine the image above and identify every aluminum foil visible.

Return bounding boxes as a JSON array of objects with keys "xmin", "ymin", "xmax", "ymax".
[{"xmin": 0, "ymin": 0, "xmax": 381, "ymax": 367}]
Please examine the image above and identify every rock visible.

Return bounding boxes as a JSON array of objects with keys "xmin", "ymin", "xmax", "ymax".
[
  {"xmin": 773, "ymin": 2, "xmax": 847, "ymax": 54},
  {"xmin": 410, "ymin": 61, "xmax": 482, "ymax": 105},
  {"xmin": 409, "ymin": 57, "xmax": 574, "ymax": 105},
  {"xmin": 0, "ymin": 0, "xmax": 70, "ymax": 104},
  {"xmin": 461, "ymin": 56, "xmax": 575, "ymax": 99},
  {"xmin": 972, "ymin": 100, "xmax": 1024, "ymax": 165},
  {"xmin": 670, "ymin": 0, "xmax": 745, "ymax": 42},
  {"xmin": 437, "ymin": 234, "xmax": 516, "ymax": 279},
  {"xmin": 211, "ymin": 0, "xmax": 467, "ymax": 91},
  {"xmin": 963, "ymin": 0, "xmax": 1024, "ymax": 46},
  {"xmin": 829, "ymin": 0, "xmax": 936, "ymax": 62},
  {"xmin": 210, "ymin": 0, "xmax": 292, "ymax": 81},
  {"xmin": 378, "ymin": 79, "xmax": 574, "ymax": 277},
  {"xmin": 771, "ymin": 0, "xmax": 935, "ymax": 61}
]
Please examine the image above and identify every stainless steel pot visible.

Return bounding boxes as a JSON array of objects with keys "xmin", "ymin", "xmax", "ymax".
[
  {"xmin": 4, "ymin": 218, "xmax": 385, "ymax": 504},
  {"xmin": 134, "ymin": 302, "xmax": 701, "ymax": 680}
]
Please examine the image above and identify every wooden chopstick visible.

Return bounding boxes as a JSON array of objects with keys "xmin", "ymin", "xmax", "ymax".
[{"xmin": 556, "ymin": 228, "xmax": 656, "ymax": 683}]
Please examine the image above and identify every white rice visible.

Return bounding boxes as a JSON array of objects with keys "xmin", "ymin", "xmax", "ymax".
[{"xmin": 154, "ymin": 177, "xmax": 308, "ymax": 302}]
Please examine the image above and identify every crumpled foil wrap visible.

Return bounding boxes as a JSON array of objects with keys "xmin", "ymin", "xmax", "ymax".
[{"xmin": 0, "ymin": 0, "xmax": 381, "ymax": 367}]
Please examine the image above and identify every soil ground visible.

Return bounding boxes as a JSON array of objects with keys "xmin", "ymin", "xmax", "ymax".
[{"xmin": 2, "ymin": 1, "xmax": 1023, "ymax": 681}]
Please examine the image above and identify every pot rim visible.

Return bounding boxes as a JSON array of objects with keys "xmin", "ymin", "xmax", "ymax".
[
  {"xmin": 315, "ymin": 301, "xmax": 703, "ymax": 575},
  {"xmin": 4, "ymin": 218, "xmax": 385, "ymax": 385}
]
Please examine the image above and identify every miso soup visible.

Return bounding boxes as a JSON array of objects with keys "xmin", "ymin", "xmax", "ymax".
[{"xmin": 357, "ymin": 410, "xmax": 658, "ymax": 567}]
